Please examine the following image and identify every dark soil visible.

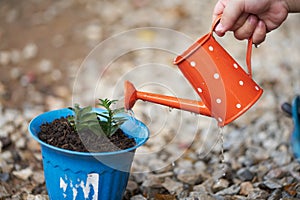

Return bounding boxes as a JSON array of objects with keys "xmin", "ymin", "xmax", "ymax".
[{"xmin": 38, "ymin": 117, "xmax": 136, "ymax": 153}]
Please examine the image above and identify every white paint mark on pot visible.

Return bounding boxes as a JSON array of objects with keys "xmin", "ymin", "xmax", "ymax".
[
  {"xmin": 60, "ymin": 177, "xmax": 68, "ymax": 198},
  {"xmin": 59, "ymin": 173, "xmax": 99, "ymax": 200},
  {"xmin": 190, "ymin": 61, "xmax": 196, "ymax": 67}
]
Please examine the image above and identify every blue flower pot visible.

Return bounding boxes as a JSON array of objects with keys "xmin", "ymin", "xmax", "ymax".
[
  {"xmin": 291, "ymin": 96, "xmax": 300, "ymax": 160},
  {"xmin": 28, "ymin": 108, "xmax": 149, "ymax": 200}
]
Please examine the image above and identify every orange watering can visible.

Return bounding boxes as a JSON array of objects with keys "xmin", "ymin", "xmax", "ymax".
[{"xmin": 124, "ymin": 15, "xmax": 263, "ymax": 126}]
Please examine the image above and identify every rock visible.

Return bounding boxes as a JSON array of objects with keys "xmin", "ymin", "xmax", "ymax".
[
  {"xmin": 212, "ymin": 178, "xmax": 229, "ymax": 192},
  {"xmin": 1, "ymin": 151, "xmax": 13, "ymax": 162},
  {"xmin": 162, "ymin": 177, "xmax": 184, "ymax": 195},
  {"xmin": 10, "ymin": 49, "xmax": 21, "ymax": 64},
  {"xmin": 141, "ymin": 175, "xmax": 162, "ymax": 188},
  {"xmin": 126, "ymin": 180, "xmax": 139, "ymax": 196},
  {"xmin": 0, "ymin": 51, "xmax": 10, "ymax": 66},
  {"xmin": 194, "ymin": 160, "xmax": 207, "ymax": 173},
  {"xmin": 271, "ymin": 151, "xmax": 292, "ymax": 166},
  {"xmin": 130, "ymin": 194, "xmax": 147, "ymax": 200},
  {"xmin": 10, "ymin": 67, "xmax": 22, "ymax": 80},
  {"xmin": 0, "ymin": 185, "xmax": 10, "ymax": 199},
  {"xmin": 32, "ymin": 170, "xmax": 45, "ymax": 184},
  {"xmin": 239, "ymin": 181, "xmax": 254, "ymax": 196},
  {"xmin": 148, "ymin": 158, "xmax": 170, "ymax": 173},
  {"xmin": 24, "ymin": 194, "xmax": 49, "ymax": 200},
  {"xmin": 15, "ymin": 137, "xmax": 26, "ymax": 149},
  {"xmin": 247, "ymin": 188, "xmax": 269, "ymax": 199},
  {"xmin": 237, "ymin": 168, "xmax": 254, "ymax": 181},
  {"xmin": 0, "ymin": 172, "xmax": 10, "ymax": 182},
  {"xmin": 85, "ymin": 24, "xmax": 102, "ymax": 41},
  {"xmin": 45, "ymin": 95, "xmax": 65, "ymax": 110},
  {"xmin": 38, "ymin": 59, "xmax": 53, "ymax": 73},
  {"xmin": 12, "ymin": 167, "xmax": 33, "ymax": 180},
  {"xmin": 22, "ymin": 43, "xmax": 38, "ymax": 60},
  {"xmin": 141, "ymin": 175, "xmax": 167, "ymax": 198},
  {"xmin": 216, "ymin": 184, "xmax": 240, "ymax": 196},
  {"xmin": 177, "ymin": 173, "xmax": 202, "ymax": 185},
  {"xmin": 267, "ymin": 189, "xmax": 282, "ymax": 200},
  {"xmin": 261, "ymin": 180, "xmax": 282, "ymax": 190},
  {"xmin": 188, "ymin": 192, "xmax": 216, "ymax": 200},
  {"xmin": 53, "ymin": 86, "xmax": 70, "ymax": 99}
]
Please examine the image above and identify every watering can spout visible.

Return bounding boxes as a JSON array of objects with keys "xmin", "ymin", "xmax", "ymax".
[{"xmin": 124, "ymin": 81, "xmax": 211, "ymax": 117}]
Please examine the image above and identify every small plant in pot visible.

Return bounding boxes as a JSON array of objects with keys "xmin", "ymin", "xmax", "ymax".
[{"xmin": 28, "ymin": 98, "xmax": 149, "ymax": 200}]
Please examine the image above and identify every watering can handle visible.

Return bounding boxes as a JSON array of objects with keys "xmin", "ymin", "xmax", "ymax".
[{"xmin": 211, "ymin": 15, "xmax": 253, "ymax": 77}]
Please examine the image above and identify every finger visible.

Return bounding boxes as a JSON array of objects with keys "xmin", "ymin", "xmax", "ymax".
[
  {"xmin": 233, "ymin": 15, "xmax": 258, "ymax": 40},
  {"xmin": 252, "ymin": 20, "xmax": 267, "ymax": 45},
  {"xmin": 212, "ymin": 0, "xmax": 228, "ymax": 20},
  {"xmin": 220, "ymin": 0, "xmax": 246, "ymax": 31},
  {"xmin": 215, "ymin": 13, "xmax": 248, "ymax": 37}
]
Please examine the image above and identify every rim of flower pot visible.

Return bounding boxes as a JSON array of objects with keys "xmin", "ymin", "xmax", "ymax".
[{"xmin": 28, "ymin": 108, "xmax": 149, "ymax": 157}]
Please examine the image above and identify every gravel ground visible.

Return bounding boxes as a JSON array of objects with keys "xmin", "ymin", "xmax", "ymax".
[{"xmin": 1, "ymin": 0, "xmax": 300, "ymax": 199}]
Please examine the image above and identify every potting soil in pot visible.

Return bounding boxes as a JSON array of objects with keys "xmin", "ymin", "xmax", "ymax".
[{"xmin": 38, "ymin": 116, "xmax": 136, "ymax": 152}]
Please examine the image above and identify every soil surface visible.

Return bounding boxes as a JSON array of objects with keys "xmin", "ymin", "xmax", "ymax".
[{"xmin": 38, "ymin": 117, "xmax": 136, "ymax": 152}]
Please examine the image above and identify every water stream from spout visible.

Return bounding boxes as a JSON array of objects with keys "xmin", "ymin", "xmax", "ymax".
[{"xmin": 219, "ymin": 126, "xmax": 226, "ymax": 177}]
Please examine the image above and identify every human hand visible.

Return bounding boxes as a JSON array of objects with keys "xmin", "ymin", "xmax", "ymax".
[{"xmin": 213, "ymin": 0, "xmax": 291, "ymax": 44}]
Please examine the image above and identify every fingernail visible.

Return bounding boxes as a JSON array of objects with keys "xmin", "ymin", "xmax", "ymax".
[
  {"xmin": 247, "ymin": 15, "xmax": 257, "ymax": 24},
  {"xmin": 215, "ymin": 23, "xmax": 224, "ymax": 33}
]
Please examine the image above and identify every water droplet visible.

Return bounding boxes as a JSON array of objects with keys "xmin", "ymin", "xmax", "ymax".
[
  {"xmin": 172, "ymin": 162, "xmax": 176, "ymax": 167},
  {"xmin": 126, "ymin": 109, "xmax": 135, "ymax": 118}
]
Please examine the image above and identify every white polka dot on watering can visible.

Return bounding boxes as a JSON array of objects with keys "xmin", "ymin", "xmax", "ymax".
[
  {"xmin": 214, "ymin": 73, "xmax": 220, "ymax": 79},
  {"xmin": 255, "ymin": 86, "xmax": 260, "ymax": 91},
  {"xmin": 190, "ymin": 61, "xmax": 196, "ymax": 67},
  {"xmin": 233, "ymin": 63, "xmax": 238, "ymax": 69},
  {"xmin": 239, "ymin": 80, "xmax": 244, "ymax": 86},
  {"xmin": 236, "ymin": 104, "xmax": 241, "ymax": 109},
  {"xmin": 209, "ymin": 46, "xmax": 214, "ymax": 51},
  {"xmin": 197, "ymin": 88, "xmax": 203, "ymax": 93},
  {"xmin": 216, "ymin": 98, "xmax": 222, "ymax": 104}
]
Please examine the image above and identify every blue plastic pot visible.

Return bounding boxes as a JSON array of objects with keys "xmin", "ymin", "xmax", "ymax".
[
  {"xmin": 28, "ymin": 108, "xmax": 149, "ymax": 200},
  {"xmin": 291, "ymin": 96, "xmax": 300, "ymax": 159}
]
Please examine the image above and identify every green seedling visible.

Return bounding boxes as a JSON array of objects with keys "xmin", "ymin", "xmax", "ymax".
[{"xmin": 68, "ymin": 99, "xmax": 127, "ymax": 137}]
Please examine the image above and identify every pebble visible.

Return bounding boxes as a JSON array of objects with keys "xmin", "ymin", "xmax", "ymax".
[
  {"xmin": 22, "ymin": 43, "xmax": 38, "ymax": 60},
  {"xmin": 12, "ymin": 167, "xmax": 33, "ymax": 180},
  {"xmin": 0, "ymin": 185, "xmax": 10, "ymax": 199},
  {"xmin": 126, "ymin": 180, "xmax": 139, "ymax": 195},
  {"xmin": 0, "ymin": 51, "xmax": 10, "ymax": 66},
  {"xmin": 38, "ymin": 59, "xmax": 53, "ymax": 73},
  {"xmin": 236, "ymin": 168, "xmax": 255, "ymax": 181},
  {"xmin": 162, "ymin": 177, "xmax": 184, "ymax": 195},
  {"xmin": 261, "ymin": 180, "xmax": 282, "ymax": 190},
  {"xmin": 24, "ymin": 194, "xmax": 49, "ymax": 200},
  {"xmin": 247, "ymin": 188, "xmax": 269, "ymax": 199},
  {"xmin": 130, "ymin": 194, "xmax": 147, "ymax": 200},
  {"xmin": 212, "ymin": 178, "xmax": 229, "ymax": 192},
  {"xmin": 177, "ymin": 172, "xmax": 202, "ymax": 185},
  {"xmin": 85, "ymin": 24, "xmax": 102, "ymax": 41},
  {"xmin": 264, "ymin": 168, "xmax": 286, "ymax": 179},
  {"xmin": 216, "ymin": 184, "xmax": 240, "ymax": 196},
  {"xmin": 239, "ymin": 181, "xmax": 254, "ymax": 196},
  {"xmin": 0, "ymin": 172, "xmax": 9, "ymax": 182},
  {"xmin": 32, "ymin": 170, "xmax": 45, "ymax": 184},
  {"xmin": 187, "ymin": 192, "xmax": 216, "ymax": 200},
  {"xmin": 15, "ymin": 137, "xmax": 26, "ymax": 149}
]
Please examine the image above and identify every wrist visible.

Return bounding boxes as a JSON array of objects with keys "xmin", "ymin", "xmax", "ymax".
[{"xmin": 285, "ymin": 0, "xmax": 300, "ymax": 12}]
